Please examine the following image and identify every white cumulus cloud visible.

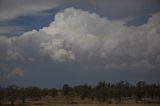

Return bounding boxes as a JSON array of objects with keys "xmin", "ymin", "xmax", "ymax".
[
  {"xmin": 0, "ymin": 68, "xmax": 24, "ymax": 80},
  {"xmin": 0, "ymin": 8, "xmax": 160, "ymax": 70}
]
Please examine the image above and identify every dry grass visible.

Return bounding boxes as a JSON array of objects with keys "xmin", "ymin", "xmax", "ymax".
[
  {"xmin": 2, "ymin": 96, "xmax": 160, "ymax": 106},
  {"xmin": 4, "ymin": 104, "xmax": 156, "ymax": 106}
]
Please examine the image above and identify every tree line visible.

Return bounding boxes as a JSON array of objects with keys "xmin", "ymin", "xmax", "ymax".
[
  {"xmin": 0, "ymin": 81, "xmax": 160, "ymax": 105},
  {"xmin": 62, "ymin": 81, "xmax": 160, "ymax": 103},
  {"xmin": 0, "ymin": 86, "xmax": 58, "ymax": 106}
]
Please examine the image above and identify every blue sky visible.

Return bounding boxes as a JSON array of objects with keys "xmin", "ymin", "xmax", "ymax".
[{"xmin": 0, "ymin": 0, "xmax": 160, "ymax": 88}]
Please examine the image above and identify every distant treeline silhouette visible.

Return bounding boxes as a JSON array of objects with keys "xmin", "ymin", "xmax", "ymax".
[{"xmin": 0, "ymin": 81, "xmax": 160, "ymax": 105}]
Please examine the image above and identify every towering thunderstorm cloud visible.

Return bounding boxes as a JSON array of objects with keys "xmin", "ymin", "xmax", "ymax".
[{"xmin": 0, "ymin": 8, "xmax": 160, "ymax": 71}]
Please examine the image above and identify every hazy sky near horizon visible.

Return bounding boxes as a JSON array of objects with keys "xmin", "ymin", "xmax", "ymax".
[{"xmin": 0, "ymin": 0, "xmax": 160, "ymax": 88}]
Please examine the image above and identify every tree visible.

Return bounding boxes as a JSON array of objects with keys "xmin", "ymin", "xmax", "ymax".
[
  {"xmin": 25, "ymin": 87, "xmax": 42, "ymax": 100},
  {"xmin": 7, "ymin": 85, "xmax": 19, "ymax": 106},
  {"xmin": 49, "ymin": 88, "xmax": 58, "ymax": 97},
  {"xmin": 0, "ymin": 87, "xmax": 4, "ymax": 105},
  {"xmin": 95, "ymin": 81, "xmax": 109, "ymax": 102},
  {"xmin": 66, "ymin": 90, "xmax": 77, "ymax": 104},
  {"xmin": 41, "ymin": 88, "xmax": 48, "ymax": 97},
  {"xmin": 74, "ymin": 84, "xmax": 92, "ymax": 100},
  {"xmin": 18, "ymin": 87, "xmax": 26, "ymax": 104},
  {"xmin": 158, "ymin": 85, "xmax": 160, "ymax": 100},
  {"xmin": 62, "ymin": 84, "xmax": 71, "ymax": 96},
  {"xmin": 114, "ymin": 81, "xmax": 132, "ymax": 103},
  {"xmin": 31, "ymin": 87, "xmax": 42, "ymax": 100},
  {"xmin": 135, "ymin": 81, "xmax": 146, "ymax": 102}
]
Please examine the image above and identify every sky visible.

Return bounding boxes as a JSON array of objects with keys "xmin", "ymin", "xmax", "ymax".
[{"xmin": 0, "ymin": 0, "xmax": 160, "ymax": 88}]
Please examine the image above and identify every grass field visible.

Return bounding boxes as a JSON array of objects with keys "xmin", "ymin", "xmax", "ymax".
[
  {"xmin": 43, "ymin": 104, "xmax": 160, "ymax": 106},
  {"xmin": 2, "ymin": 96, "xmax": 160, "ymax": 106}
]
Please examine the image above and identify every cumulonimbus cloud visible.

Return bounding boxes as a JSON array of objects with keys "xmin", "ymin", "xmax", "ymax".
[{"xmin": 0, "ymin": 8, "xmax": 160, "ymax": 70}]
